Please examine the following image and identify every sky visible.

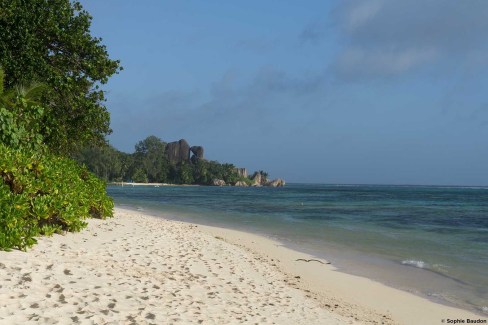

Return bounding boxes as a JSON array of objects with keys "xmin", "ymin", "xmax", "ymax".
[{"xmin": 80, "ymin": 0, "xmax": 488, "ymax": 185}]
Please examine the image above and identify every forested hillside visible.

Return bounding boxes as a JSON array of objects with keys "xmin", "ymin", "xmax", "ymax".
[{"xmin": 73, "ymin": 136, "xmax": 259, "ymax": 186}]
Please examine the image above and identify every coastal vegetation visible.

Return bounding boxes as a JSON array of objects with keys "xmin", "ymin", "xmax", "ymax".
[
  {"xmin": 0, "ymin": 144, "xmax": 113, "ymax": 251},
  {"xmin": 0, "ymin": 1, "xmax": 117, "ymax": 250},
  {"xmin": 0, "ymin": 0, "xmax": 121, "ymax": 153},
  {"xmin": 73, "ymin": 136, "xmax": 261, "ymax": 186}
]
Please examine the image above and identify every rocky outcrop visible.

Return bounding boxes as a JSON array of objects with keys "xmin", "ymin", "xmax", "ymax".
[
  {"xmin": 162, "ymin": 138, "xmax": 284, "ymax": 187},
  {"xmin": 235, "ymin": 168, "xmax": 247, "ymax": 178},
  {"xmin": 266, "ymin": 179, "xmax": 285, "ymax": 187},
  {"xmin": 249, "ymin": 171, "xmax": 285, "ymax": 187},
  {"xmin": 212, "ymin": 179, "xmax": 226, "ymax": 186},
  {"xmin": 190, "ymin": 146, "xmax": 204, "ymax": 163},
  {"xmin": 250, "ymin": 172, "xmax": 266, "ymax": 187},
  {"xmin": 165, "ymin": 139, "xmax": 190, "ymax": 164},
  {"xmin": 165, "ymin": 140, "xmax": 205, "ymax": 164}
]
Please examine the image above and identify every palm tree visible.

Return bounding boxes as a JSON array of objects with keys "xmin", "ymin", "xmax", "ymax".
[
  {"xmin": 0, "ymin": 67, "xmax": 48, "ymax": 149},
  {"xmin": 0, "ymin": 66, "xmax": 46, "ymax": 108}
]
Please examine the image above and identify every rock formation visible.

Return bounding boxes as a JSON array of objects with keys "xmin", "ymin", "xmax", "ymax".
[
  {"xmin": 212, "ymin": 179, "xmax": 226, "ymax": 186},
  {"xmin": 162, "ymin": 138, "xmax": 285, "ymax": 186},
  {"xmin": 165, "ymin": 139, "xmax": 190, "ymax": 164},
  {"xmin": 190, "ymin": 146, "xmax": 204, "ymax": 164},
  {"xmin": 250, "ymin": 172, "xmax": 265, "ymax": 187},
  {"xmin": 266, "ymin": 179, "xmax": 286, "ymax": 187},
  {"xmin": 250, "ymin": 171, "xmax": 285, "ymax": 187},
  {"xmin": 235, "ymin": 168, "xmax": 248, "ymax": 178}
]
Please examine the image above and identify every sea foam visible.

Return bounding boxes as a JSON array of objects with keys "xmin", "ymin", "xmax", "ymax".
[{"xmin": 401, "ymin": 260, "xmax": 428, "ymax": 269}]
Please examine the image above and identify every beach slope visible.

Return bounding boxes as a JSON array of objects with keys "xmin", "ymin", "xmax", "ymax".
[
  {"xmin": 0, "ymin": 208, "xmax": 353, "ymax": 324},
  {"xmin": 0, "ymin": 208, "xmax": 483, "ymax": 324}
]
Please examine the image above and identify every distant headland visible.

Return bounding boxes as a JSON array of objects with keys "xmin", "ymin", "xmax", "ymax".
[{"xmin": 74, "ymin": 136, "xmax": 285, "ymax": 187}]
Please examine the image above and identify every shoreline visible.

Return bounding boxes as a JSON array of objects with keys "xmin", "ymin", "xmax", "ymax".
[
  {"xmin": 0, "ymin": 207, "xmax": 484, "ymax": 324},
  {"xmin": 121, "ymin": 203, "xmax": 487, "ymax": 317},
  {"xmin": 147, "ymin": 209, "xmax": 484, "ymax": 324},
  {"xmin": 109, "ymin": 182, "xmax": 200, "ymax": 187}
]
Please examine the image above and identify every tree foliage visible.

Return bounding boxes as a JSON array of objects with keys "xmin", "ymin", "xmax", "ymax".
[
  {"xmin": 0, "ymin": 68, "xmax": 49, "ymax": 150},
  {"xmin": 0, "ymin": 0, "xmax": 118, "ymax": 251},
  {"xmin": 0, "ymin": 0, "xmax": 121, "ymax": 153},
  {"xmin": 134, "ymin": 136, "xmax": 168, "ymax": 182},
  {"xmin": 0, "ymin": 77, "xmax": 114, "ymax": 251}
]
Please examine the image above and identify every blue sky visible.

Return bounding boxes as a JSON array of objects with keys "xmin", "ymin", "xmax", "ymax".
[{"xmin": 81, "ymin": 0, "xmax": 488, "ymax": 185}]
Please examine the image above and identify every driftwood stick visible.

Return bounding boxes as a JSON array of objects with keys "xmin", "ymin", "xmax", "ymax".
[{"xmin": 295, "ymin": 258, "xmax": 330, "ymax": 265}]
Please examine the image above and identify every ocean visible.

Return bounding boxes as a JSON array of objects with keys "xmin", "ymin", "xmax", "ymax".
[{"xmin": 107, "ymin": 183, "xmax": 488, "ymax": 315}]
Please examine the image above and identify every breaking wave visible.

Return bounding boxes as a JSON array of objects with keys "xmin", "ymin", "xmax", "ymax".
[{"xmin": 401, "ymin": 260, "xmax": 428, "ymax": 269}]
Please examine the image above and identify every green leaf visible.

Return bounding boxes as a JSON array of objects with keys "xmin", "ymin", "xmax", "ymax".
[{"xmin": 0, "ymin": 0, "xmax": 121, "ymax": 154}]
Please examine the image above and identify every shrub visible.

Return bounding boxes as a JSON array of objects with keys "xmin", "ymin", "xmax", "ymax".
[
  {"xmin": 0, "ymin": 144, "xmax": 113, "ymax": 251},
  {"xmin": 0, "ymin": 101, "xmax": 46, "ymax": 151}
]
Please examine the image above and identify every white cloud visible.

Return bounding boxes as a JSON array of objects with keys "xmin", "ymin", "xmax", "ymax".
[
  {"xmin": 344, "ymin": 0, "xmax": 383, "ymax": 32},
  {"xmin": 335, "ymin": 47, "xmax": 438, "ymax": 79},
  {"xmin": 330, "ymin": 0, "xmax": 488, "ymax": 80}
]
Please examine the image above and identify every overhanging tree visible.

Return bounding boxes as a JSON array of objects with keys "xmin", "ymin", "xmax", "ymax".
[{"xmin": 0, "ymin": 0, "xmax": 121, "ymax": 153}]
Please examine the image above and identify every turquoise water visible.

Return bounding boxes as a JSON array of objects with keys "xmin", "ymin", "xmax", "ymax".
[{"xmin": 107, "ymin": 184, "xmax": 488, "ymax": 314}]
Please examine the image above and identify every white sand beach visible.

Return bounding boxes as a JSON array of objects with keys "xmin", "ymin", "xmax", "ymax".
[{"xmin": 0, "ymin": 207, "xmax": 483, "ymax": 324}]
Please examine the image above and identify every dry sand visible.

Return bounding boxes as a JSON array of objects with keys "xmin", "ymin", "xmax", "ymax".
[{"xmin": 0, "ymin": 207, "xmax": 484, "ymax": 324}]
